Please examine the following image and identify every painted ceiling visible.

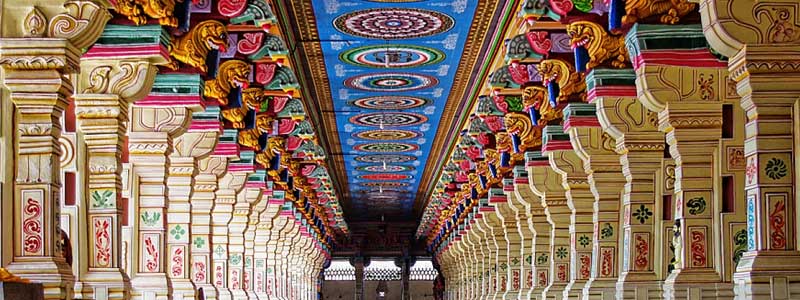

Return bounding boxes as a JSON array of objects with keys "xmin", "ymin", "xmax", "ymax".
[{"xmin": 307, "ymin": 0, "xmax": 480, "ymax": 220}]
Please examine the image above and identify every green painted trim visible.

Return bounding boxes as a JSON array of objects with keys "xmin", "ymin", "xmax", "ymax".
[{"xmin": 585, "ymin": 68, "xmax": 636, "ymax": 90}]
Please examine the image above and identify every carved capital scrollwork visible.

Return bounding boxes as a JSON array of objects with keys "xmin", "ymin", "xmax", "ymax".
[
  {"xmin": 695, "ymin": 0, "xmax": 800, "ymax": 57},
  {"xmin": 79, "ymin": 60, "xmax": 158, "ymax": 102},
  {"xmin": 49, "ymin": 0, "xmax": 112, "ymax": 49}
]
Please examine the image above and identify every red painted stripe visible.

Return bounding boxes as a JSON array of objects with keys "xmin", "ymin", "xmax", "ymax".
[
  {"xmin": 563, "ymin": 116, "xmax": 601, "ymax": 130},
  {"xmin": 543, "ymin": 141, "xmax": 573, "ymax": 152},
  {"xmin": 587, "ymin": 86, "xmax": 637, "ymax": 101},
  {"xmin": 633, "ymin": 50, "xmax": 726, "ymax": 69}
]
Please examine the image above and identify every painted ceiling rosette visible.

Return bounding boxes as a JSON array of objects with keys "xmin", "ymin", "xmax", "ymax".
[{"xmin": 306, "ymin": 0, "xmax": 480, "ymax": 220}]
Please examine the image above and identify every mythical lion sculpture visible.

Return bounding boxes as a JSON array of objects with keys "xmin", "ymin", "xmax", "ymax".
[
  {"xmin": 539, "ymin": 59, "xmax": 586, "ymax": 104},
  {"xmin": 623, "ymin": 0, "xmax": 696, "ymax": 25},
  {"xmin": 170, "ymin": 20, "xmax": 229, "ymax": 72},
  {"xmin": 567, "ymin": 21, "xmax": 629, "ymax": 70},
  {"xmin": 204, "ymin": 60, "xmax": 251, "ymax": 104}
]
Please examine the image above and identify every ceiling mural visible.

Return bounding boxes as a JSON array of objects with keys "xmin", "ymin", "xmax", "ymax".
[{"xmin": 308, "ymin": 0, "xmax": 480, "ymax": 220}]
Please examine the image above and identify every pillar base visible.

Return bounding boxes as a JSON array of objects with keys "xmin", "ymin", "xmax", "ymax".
[
  {"xmin": 663, "ymin": 268, "xmax": 728, "ymax": 300},
  {"xmin": 503, "ymin": 290, "xmax": 521, "ymax": 299},
  {"xmin": 581, "ymin": 278, "xmax": 616, "ymax": 300},
  {"xmin": 5, "ymin": 259, "xmax": 75, "ymax": 300},
  {"xmin": 733, "ymin": 250, "xmax": 800, "ymax": 300},
  {"xmin": 170, "ymin": 278, "xmax": 196, "ymax": 300},
  {"xmin": 563, "ymin": 279, "xmax": 588, "ymax": 299},
  {"xmin": 130, "ymin": 273, "xmax": 170, "ymax": 300},
  {"xmin": 542, "ymin": 282, "xmax": 567, "ymax": 300},
  {"xmin": 77, "ymin": 269, "xmax": 131, "ymax": 300},
  {"xmin": 216, "ymin": 287, "xmax": 232, "ymax": 300},
  {"xmin": 615, "ymin": 280, "xmax": 663, "ymax": 300},
  {"xmin": 195, "ymin": 283, "xmax": 218, "ymax": 300}
]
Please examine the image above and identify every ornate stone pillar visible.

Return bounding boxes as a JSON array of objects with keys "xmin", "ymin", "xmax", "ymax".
[
  {"xmin": 695, "ymin": 0, "xmax": 800, "ymax": 297},
  {"xmin": 212, "ymin": 166, "xmax": 250, "ymax": 300},
  {"xmin": 506, "ymin": 170, "xmax": 536, "ymax": 300},
  {"xmin": 468, "ymin": 206, "xmax": 489, "ymax": 297},
  {"xmin": 626, "ymin": 24, "xmax": 730, "ymax": 298},
  {"xmin": 492, "ymin": 184, "xmax": 524, "ymax": 300},
  {"xmin": 563, "ymin": 102, "xmax": 625, "ymax": 300},
  {"xmin": 544, "ymin": 126, "xmax": 595, "ymax": 300},
  {"xmin": 192, "ymin": 155, "xmax": 229, "ymax": 300},
  {"xmin": 227, "ymin": 159, "xmax": 258, "ymax": 300},
  {"xmin": 591, "ymin": 69, "xmax": 666, "ymax": 299},
  {"xmin": 484, "ymin": 195, "xmax": 507, "ymax": 299},
  {"xmin": 477, "ymin": 200, "xmax": 500, "ymax": 299},
  {"xmin": 0, "ymin": 2, "xmax": 110, "ymax": 297},
  {"xmin": 266, "ymin": 201, "xmax": 291, "ymax": 299},
  {"xmin": 0, "ymin": 37, "xmax": 80, "ymax": 300},
  {"xmin": 527, "ymin": 151, "xmax": 571, "ymax": 299},
  {"xmin": 128, "ymin": 102, "xmax": 191, "ymax": 299},
  {"xmin": 165, "ymin": 83, "xmax": 219, "ymax": 300},
  {"xmin": 513, "ymin": 166, "xmax": 550, "ymax": 300},
  {"xmin": 74, "ymin": 41, "xmax": 164, "ymax": 298},
  {"xmin": 254, "ymin": 192, "xmax": 283, "ymax": 299},
  {"xmin": 243, "ymin": 174, "xmax": 267, "ymax": 300}
]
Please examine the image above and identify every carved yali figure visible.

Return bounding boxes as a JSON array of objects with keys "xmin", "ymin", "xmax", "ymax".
[
  {"xmin": 204, "ymin": 60, "xmax": 251, "ymax": 104},
  {"xmin": 169, "ymin": 20, "xmax": 229, "ymax": 72},
  {"xmin": 567, "ymin": 21, "xmax": 629, "ymax": 72},
  {"xmin": 622, "ymin": 0, "xmax": 696, "ymax": 26},
  {"xmin": 539, "ymin": 59, "xmax": 586, "ymax": 106},
  {"xmin": 114, "ymin": 0, "xmax": 181, "ymax": 27}
]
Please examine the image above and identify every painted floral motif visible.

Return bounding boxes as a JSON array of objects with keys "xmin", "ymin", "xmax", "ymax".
[
  {"xmin": 512, "ymin": 270, "xmax": 520, "ymax": 290},
  {"xmin": 556, "ymin": 247, "xmax": 568, "ymax": 259},
  {"xmin": 697, "ymin": 73, "xmax": 715, "ymax": 100},
  {"xmin": 579, "ymin": 254, "xmax": 591, "ymax": 279},
  {"xmin": 94, "ymin": 218, "xmax": 111, "ymax": 267},
  {"xmin": 769, "ymin": 199, "xmax": 786, "ymax": 249},
  {"xmin": 578, "ymin": 235, "xmax": 590, "ymax": 248},
  {"xmin": 537, "ymin": 253, "xmax": 549, "ymax": 265},
  {"xmin": 170, "ymin": 225, "xmax": 186, "ymax": 240},
  {"xmin": 214, "ymin": 245, "xmax": 225, "ymax": 258},
  {"xmin": 690, "ymin": 230, "xmax": 707, "ymax": 267},
  {"xmin": 686, "ymin": 197, "xmax": 706, "ymax": 215},
  {"xmin": 600, "ymin": 223, "xmax": 613, "ymax": 239},
  {"xmin": 172, "ymin": 247, "xmax": 184, "ymax": 277},
  {"xmin": 194, "ymin": 237, "xmax": 205, "ymax": 249},
  {"xmin": 194, "ymin": 261, "xmax": 206, "ymax": 282},
  {"xmin": 22, "ymin": 196, "xmax": 43, "ymax": 255},
  {"xmin": 500, "ymin": 262, "xmax": 508, "ymax": 271},
  {"xmin": 732, "ymin": 229, "xmax": 747, "ymax": 266},
  {"xmin": 141, "ymin": 211, "xmax": 161, "ymax": 227},
  {"xmin": 747, "ymin": 195, "xmax": 757, "ymax": 250},
  {"xmin": 600, "ymin": 248, "xmax": 613, "ymax": 277},
  {"xmin": 765, "ymin": 158, "xmax": 788, "ymax": 180},
  {"xmin": 231, "ymin": 269, "xmax": 240, "ymax": 289},
  {"xmin": 511, "ymin": 257, "xmax": 520, "ymax": 265},
  {"xmin": 216, "ymin": 265, "xmax": 224, "ymax": 287},
  {"xmin": 746, "ymin": 157, "xmax": 757, "ymax": 184},
  {"xmin": 525, "ymin": 254, "xmax": 532, "ymax": 265},
  {"xmin": 633, "ymin": 204, "xmax": 652, "ymax": 224},
  {"xmin": 538, "ymin": 271, "xmax": 547, "ymax": 286},
  {"xmin": 634, "ymin": 234, "xmax": 648, "ymax": 270},
  {"xmin": 144, "ymin": 235, "xmax": 159, "ymax": 272},
  {"xmin": 91, "ymin": 190, "xmax": 115, "ymax": 209},
  {"xmin": 556, "ymin": 264, "xmax": 567, "ymax": 281}
]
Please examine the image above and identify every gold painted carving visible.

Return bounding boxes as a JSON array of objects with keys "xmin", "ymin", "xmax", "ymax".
[
  {"xmin": 567, "ymin": 21, "xmax": 629, "ymax": 69},
  {"xmin": 114, "ymin": 0, "xmax": 178, "ymax": 27},
  {"xmin": 223, "ymin": 107, "xmax": 248, "ymax": 129},
  {"xmin": 539, "ymin": 59, "xmax": 586, "ymax": 103},
  {"xmin": 697, "ymin": 0, "xmax": 800, "ymax": 57},
  {"xmin": 623, "ymin": 0, "xmax": 696, "ymax": 25},
  {"xmin": 504, "ymin": 112, "xmax": 542, "ymax": 152},
  {"xmin": 204, "ymin": 59, "xmax": 251, "ymax": 104},
  {"xmin": 522, "ymin": 85, "xmax": 563, "ymax": 126},
  {"xmin": 168, "ymin": 20, "xmax": 229, "ymax": 72},
  {"xmin": 24, "ymin": 8, "xmax": 47, "ymax": 38},
  {"xmin": 49, "ymin": 0, "xmax": 112, "ymax": 49}
]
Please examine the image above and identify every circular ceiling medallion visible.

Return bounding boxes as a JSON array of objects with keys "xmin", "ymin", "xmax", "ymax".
[
  {"xmin": 350, "ymin": 112, "xmax": 427, "ymax": 127},
  {"xmin": 354, "ymin": 129, "xmax": 422, "ymax": 141},
  {"xmin": 340, "ymin": 45, "xmax": 445, "ymax": 68},
  {"xmin": 334, "ymin": 8, "xmax": 454, "ymax": 40},
  {"xmin": 344, "ymin": 73, "xmax": 437, "ymax": 92},
  {"xmin": 354, "ymin": 142, "xmax": 419, "ymax": 153},
  {"xmin": 355, "ymin": 154, "xmax": 416, "ymax": 163},
  {"xmin": 359, "ymin": 173, "xmax": 413, "ymax": 180},
  {"xmin": 360, "ymin": 182, "xmax": 410, "ymax": 187},
  {"xmin": 351, "ymin": 96, "xmax": 429, "ymax": 110},
  {"xmin": 357, "ymin": 165, "xmax": 415, "ymax": 172}
]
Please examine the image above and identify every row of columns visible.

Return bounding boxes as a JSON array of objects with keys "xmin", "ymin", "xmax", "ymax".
[
  {"xmin": 431, "ymin": 15, "xmax": 800, "ymax": 300},
  {"xmin": 0, "ymin": 3, "xmax": 332, "ymax": 300}
]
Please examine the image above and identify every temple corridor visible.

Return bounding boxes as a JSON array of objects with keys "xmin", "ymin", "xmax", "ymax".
[{"xmin": 0, "ymin": 0, "xmax": 798, "ymax": 299}]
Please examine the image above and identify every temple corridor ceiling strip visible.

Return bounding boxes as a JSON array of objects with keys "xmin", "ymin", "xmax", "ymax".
[{"xmin": 276, "ymin": 0, "xmax": 511, "ymax": 221}]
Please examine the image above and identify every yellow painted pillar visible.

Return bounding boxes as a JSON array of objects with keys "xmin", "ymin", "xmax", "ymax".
[
  {"xmin": 694, "ymin": 0, "xmax": 800, "ymax": 296},
  {"xmin": 485, "ymin": 195, "xmax": 508, "ymax": 299},
  {"xmin": 506, "ymin": 170, "xmax": 536, "ymax": 300},
  {"xmin": 563, "ymin": 102, "xmax": 625, "ymax": 300},
  {"xmin": 513, "ymin": 167, "xmax": 549, "ymax": 300},
  {"xmin": 211, "ymin": 169, "xmax": 249, "ymax": 300},
  {"xmin": 73, "ymin": 53, "xmax": 162, "ymax": 298},
  {"xmin": 592, "ymin": 69, "xmax": 666, "ymax": 299},
  {"xmin": 527, "ymin": 151, "xmax": 571, "ymax": 300},
  {"xmin": 128, "ymin": 104, "xmax": 191, "ymax": 299},
  {"xmin": 544, "ymin": 126, "xmax": 596, "ymax": 300},
  {"xmin": 493, "ymin": 184, "xmax": 525, "ymax": 300}
]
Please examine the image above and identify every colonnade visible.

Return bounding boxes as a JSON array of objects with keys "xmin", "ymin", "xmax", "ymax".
[
  {"xmin": 0, "ymin": 0, "xmax": 343, "ymax": 299},
  {"xmin": 418, "ymin": 0, "xmax": 800, "ymax": 299}
]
